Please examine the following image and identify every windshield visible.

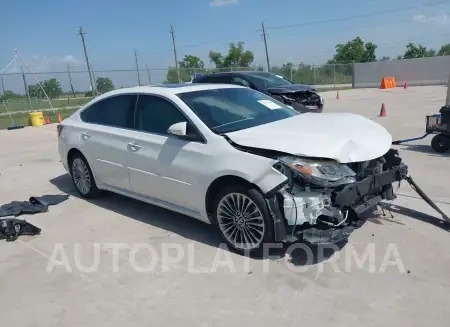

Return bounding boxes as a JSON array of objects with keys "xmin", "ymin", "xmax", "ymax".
[
  {"xmin": 248, "ymin": 73, "xmax": 293, "ymax": 88},
  {"xmin": 177, "ymin": 88, "xmax": 298, "ymax": 134}
]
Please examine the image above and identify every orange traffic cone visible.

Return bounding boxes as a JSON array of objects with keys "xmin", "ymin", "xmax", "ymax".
[
  {"xmin": 57, "ymin": 112, "xmax": 62, "ymax": 123},
  {"xmin": 403, "ymin": 82, "xmax": 407, "ymax": 89},
  {"xmin": 45, "ymin": 116, "xmax": 51, "ymax": 124},
  {"xmin": 336, "ymin": 90, "xmax": 340, "ymax": 99},
  {"xmin": 378, "ymin": 103, "xmax": 387, "ymax": 117}
]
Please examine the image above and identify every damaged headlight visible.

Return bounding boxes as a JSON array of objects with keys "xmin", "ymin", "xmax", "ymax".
[{"xmin": 279, "ymin": 156, "xmax": 356, "ymax": 187}]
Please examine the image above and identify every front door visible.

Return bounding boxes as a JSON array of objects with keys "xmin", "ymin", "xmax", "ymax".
[{"xmin": 126, "ymin": 94, "xmax": 209, "ymax": 214}]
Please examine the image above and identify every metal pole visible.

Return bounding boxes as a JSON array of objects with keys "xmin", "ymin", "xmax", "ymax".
[
  {"xmin": 446, "ymin": 73, "xmax": 450, "ymax": 106},
  {"xmin": 145, "ymin": 64, "xmax": 152, "ymax": 85},
  {"xmin": 21, "ymin": 68, "xmax": 32, "ymax": 111},
  {"xmin": 78, "ymin": 27, "xmax": 96, "ymax": 96},
  {"xmin": 134, "ymin": 50, "xmax": 141, "ymax": 86},
  {"xmin": 91, "ymin": 66, "xmax": 97, "ymax": 92},
  {"xmin": 313, "ymin": 64, "xmax": 316, "ymax": 85},
  {"xmin": 290, "ymin": 67, "xmax": 293, "ymax": 81},
  {"xmin": 67, "ymin": 64, "xmax": 75, "ymax": 97},
  {"xmin": 170, "ymin": 25, "xmax": 181, "ymax": 83},
  {"xmin": 261, "ymin": 22, "xmax": 271, "ymax": 72},
  {"xmin": 1, "ymin": 78, "xmax": 4, "ymax": 94},
  {"xmin": 333, "ymin": 64, "xmax": 336, "ymax": 89}
]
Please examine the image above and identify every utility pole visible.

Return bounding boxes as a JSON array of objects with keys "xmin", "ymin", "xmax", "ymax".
[
  {"xmin": 67, "ymin": 64, "xmax": 75, "ymax": 97},
  {"xmin": 21, "ymin": 68, "xmax": 32, "ymax": 111},
  {"xmin": 261, "ymin": 22, "xmax": 271, "ymax": 72},
  {"xmin": 145, "ymin": 64, "xmax": 152, "ymax": 85},
  {"xmin": 1, "ymin": 78, "xmax": 4, "ymax": 94},
  {"xmin": 170, "ymin": 25, "xmax": 181, "ymax": 83},
  {"xmin": 134, "ymin": 50, "xmax": 141, "ymax": 86},
  {"xmin": 78, "ymin": 26, "xmax": 96, "ymax": 96}
]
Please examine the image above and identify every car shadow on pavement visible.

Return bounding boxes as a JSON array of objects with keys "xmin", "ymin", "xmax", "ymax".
[
  {"xmin": 380, "ymin": 202, "xmax": 450, "ymax": 233},
  {"xmin": 50, "ymin": 173, "xmax": 342, "ymax": 266},
  {"xmin": 400, "ymin": 144, "xmax": 450, "ymax": 157}
]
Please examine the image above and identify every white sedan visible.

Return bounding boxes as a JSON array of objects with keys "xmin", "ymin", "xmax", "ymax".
[{"xmin": 58, "ymin": 84, "xmax": 407, "ymax": 253}]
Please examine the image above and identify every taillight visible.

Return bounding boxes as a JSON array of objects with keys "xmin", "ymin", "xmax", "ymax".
[{"xmin": 57, "ymin": 125, "xmax": 64, "ymax": 137}]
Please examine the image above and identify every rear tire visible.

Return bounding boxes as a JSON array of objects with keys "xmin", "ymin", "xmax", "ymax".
[
  {"xmin": 431, "ymin": 134, "xmax": 449, "ymax": 153},
  {"xmin": 211, "ymin": 184, "xmax": 274, "ymax": 255},
  {"xmin": 69, "ymin": 153, "xmax": 101, "ymax": 198}
]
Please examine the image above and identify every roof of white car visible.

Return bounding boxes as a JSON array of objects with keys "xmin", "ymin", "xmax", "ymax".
[{"xmin": 100, "ymin": 83, "xmax": 243, "ymax": 98}]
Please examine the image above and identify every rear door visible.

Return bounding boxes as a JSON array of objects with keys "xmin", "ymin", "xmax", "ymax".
[
  {"xmin": 126, "ymin": 94, "xmax": 209, "ymax": 214},
  {"xmin": 79, "ymin": 94, "xmax": 137, "ymax": 190}
]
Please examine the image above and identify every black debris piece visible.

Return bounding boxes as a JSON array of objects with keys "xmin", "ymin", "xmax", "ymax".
[
  {"xmin": 0, "ymin": 217, "xmax": 41, "ymax": 242},
  {"xmin": 0, "ymin": 194, "xmax": 69, "ymax": 218}
]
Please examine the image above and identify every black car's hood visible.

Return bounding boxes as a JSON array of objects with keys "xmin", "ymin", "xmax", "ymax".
[{"xmin": 267, "ymin": 84, "xmax": 316, "ymax": 94}]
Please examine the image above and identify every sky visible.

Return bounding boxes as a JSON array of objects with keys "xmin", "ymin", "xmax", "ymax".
[{"xmin": 0, "ymin": 0, "xmax": 449, "ymax": 91}]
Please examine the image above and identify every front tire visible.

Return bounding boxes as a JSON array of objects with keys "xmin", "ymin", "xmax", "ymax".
[
  {"xmin": 211, "ymin": 184, "xmax": 274, "ymax": 254},
  {"xmin": 69, "ymin": 153, "xmax": 100, "ymax": 198},
  {"xmin": 431, "ymin": 134, "xmax": 449, "ymax": 153}
]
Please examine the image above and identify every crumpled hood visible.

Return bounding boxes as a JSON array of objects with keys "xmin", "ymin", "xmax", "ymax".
[
  {"xmin": 225, "ymin": 113, "xmax": 392, "ymax": 163},
  {"xmin": 267, "ymin": 84, "xmax": 316, "ymax": 94}
]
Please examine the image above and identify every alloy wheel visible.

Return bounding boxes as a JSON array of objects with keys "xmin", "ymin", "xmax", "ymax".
[
  {"xmin": 217, "ymin": 192, "xmax": 265, "ymax": 250},
  {"xmin": 72, "ymin": 158, "xmax": 92, "ymax": 195}
]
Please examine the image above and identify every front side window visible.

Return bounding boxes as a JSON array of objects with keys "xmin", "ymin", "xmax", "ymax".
[
  {"xmin": 135, "ymin": 95, "xmax": 188, "ymax": 135},
  {"xmin": 177, "ymin": 88, "xmax": 298, "ymax": 134},
  {"xmin": 80, "ymin": 94, "xmax": 136, "ymax": 128}
]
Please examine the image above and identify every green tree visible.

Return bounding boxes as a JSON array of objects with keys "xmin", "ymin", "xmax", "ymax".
[
  {"xmin": 174, "ymin": 55, "xmax": 205, "ymax": 82},
  {"xmin": 42, "ymin": 78, "xmax": 63, "ymax": 98},
  {"xmin": 438, "ymin": 43, "xmax": 450, "ymax": 56},
  {"xmin": 164, "ymin": 67, "xmax": 191, "ymax": 83},
  {"xmin": 328, "ymin": 37, "xmax": 378, "ymax": 64},
  {"xmin": 208, "ymin": 41, "xmax": 254, "ymax": 68},
  {"xmin": 96, "ymin": 77, "xmax": 115, "ymax": 94},
  {"xmin": 403, "ymin": 43, "xmax": 436, "ymax": 59},
  {"xmin": 0, "ymin": 90, "xmax": 22, "ymax": 100},
  {"xmin": 28, "ymin": 83, "xmax": 45, "ymax": 98},
  {"xmin": 179, "ymin": 55, "xmax": 204, "ymax": 69}
]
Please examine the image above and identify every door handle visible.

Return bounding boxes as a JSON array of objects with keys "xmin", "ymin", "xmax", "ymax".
[
  {"xmin": 127, "ymin": 142, "xmax": 141, "ymax": 152},
  {"xmin": 81, "ymin": 132, "xmax": 91, "ymax": 140}
]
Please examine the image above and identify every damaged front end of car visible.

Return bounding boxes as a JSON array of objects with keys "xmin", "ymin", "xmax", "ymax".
[{"xmin": 265, "ymin": 149, "xmax": 408, "ymax": 244}]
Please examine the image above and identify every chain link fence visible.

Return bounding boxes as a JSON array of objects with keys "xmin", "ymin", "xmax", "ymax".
[{"xmin": 0, "ymin": 63, "xmax": 354, "ymax": 116}]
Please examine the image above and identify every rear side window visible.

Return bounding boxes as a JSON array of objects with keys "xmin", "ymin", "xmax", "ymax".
[
  {"xmin": 81, "ymin": 94, "xmax": 137, "ymax": 129},
  {"xmin": 231, "ymin": 76, "xmax": 250, "ymax": 87},
  {"xmin": 135, "ymin": 95, "xmax": 187, "ymax": 135}
]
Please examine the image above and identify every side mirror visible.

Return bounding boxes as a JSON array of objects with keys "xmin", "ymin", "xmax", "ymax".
[
  {"xmin": 168, "ymin": 122, "xmax": 200, "ymax": 141},
  {"xmin": 168, "ymin": 121, "xmax": 187, "ymax": 137}
]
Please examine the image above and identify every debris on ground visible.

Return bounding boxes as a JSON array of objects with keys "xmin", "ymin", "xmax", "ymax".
[
  {"xmin": 0, "ymin": 217, "xmax": 41, "ymax": 242},
  {"xmin": 0, "ymin": 194, "xmax": 69, "ymax": 218}
]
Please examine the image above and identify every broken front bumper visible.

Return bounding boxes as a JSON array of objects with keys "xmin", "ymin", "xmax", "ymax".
[{"xmin": 267, "ymin": 150, "xmax": 409, "ymax": 244}]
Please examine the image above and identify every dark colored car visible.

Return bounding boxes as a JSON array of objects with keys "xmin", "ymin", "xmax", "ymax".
[{"xmin": 192, "ymin": 71, "xmax": 324, "ymax": 113}]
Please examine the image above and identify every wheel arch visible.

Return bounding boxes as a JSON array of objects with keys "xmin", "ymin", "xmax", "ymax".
[
  {"xmin": 205, "ymin": 175, "xmax": 264, "ymax": 223},
  {"xmin": 67, "ymin": 148, "xmax": 88, "ymax": 172}
]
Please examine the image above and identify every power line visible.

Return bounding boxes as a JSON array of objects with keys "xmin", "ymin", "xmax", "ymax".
[
  {"xmin": 266, "ymin": 33, "xmax": 450, "ymax": 64},
  {"xmin": 266, "ymin": 0, "xmax": 450, "ymax": 30}
]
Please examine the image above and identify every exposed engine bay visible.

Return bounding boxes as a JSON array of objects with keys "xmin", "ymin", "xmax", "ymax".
[
  {"xmin": 264, "ymin": 149, "xmax": 409, "ymax": 243},
  {"xmin": 277, "ymin": 91, "xmax": 323, "ymax": 111},
  {"xmin": 267, "ymin": 86, "xmax": 324, "ymax": 112}
]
